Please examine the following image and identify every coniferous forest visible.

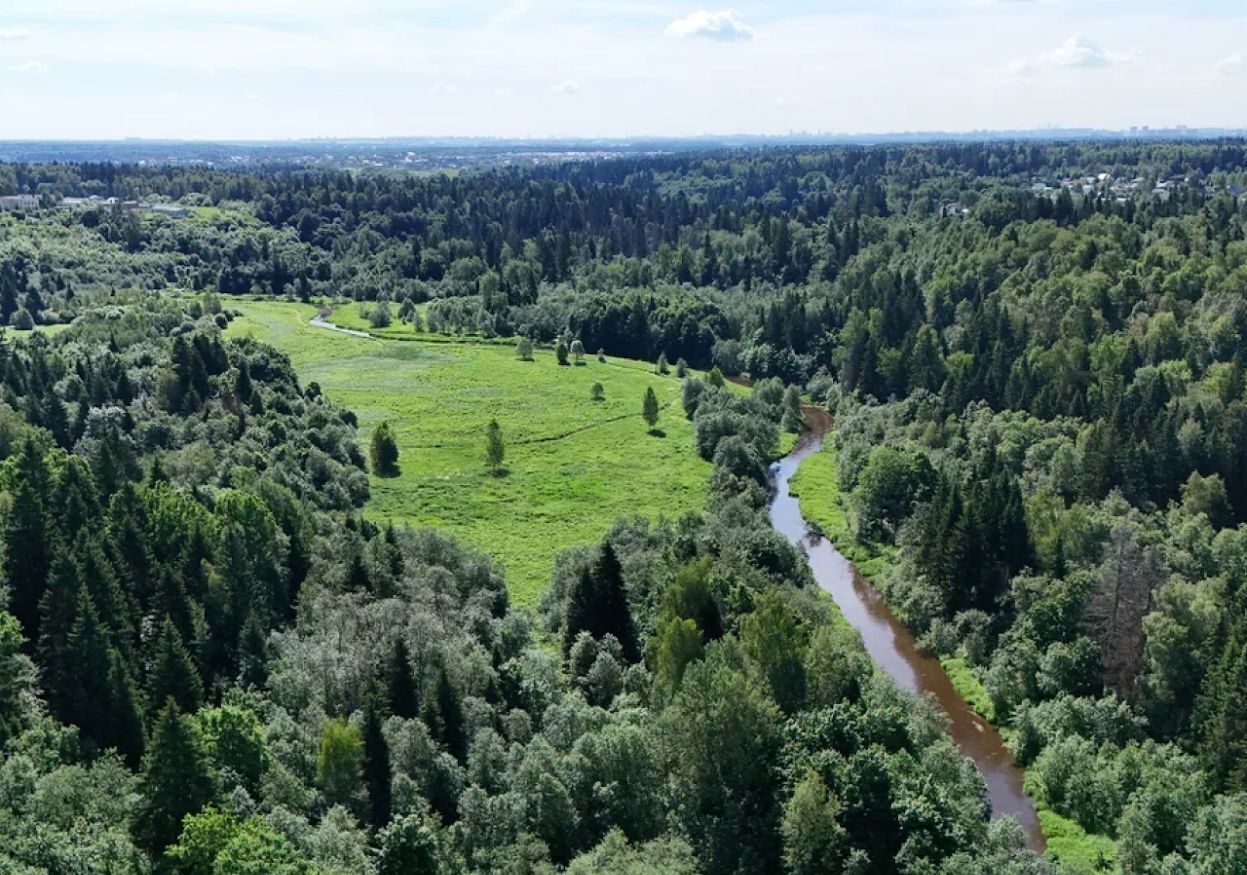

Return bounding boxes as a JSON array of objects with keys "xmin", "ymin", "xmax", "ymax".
[{"xmin": 1, "ymin": 140, "xmax": 1246, "ymax": 873}]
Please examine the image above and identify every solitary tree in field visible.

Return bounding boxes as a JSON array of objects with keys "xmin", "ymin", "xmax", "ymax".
[
  {"xmin": 570, "ymin": 339, "xmax": 585, "ymax": 365},
  {"xmin": 555, "ymin": 338, "xmax": 569, "ymax": 366},
  {"xmin": 597, "ymin": 349, "xmax": 606, "ymax": 363},
  {"xmin": 675, "ymin": 358, "xmax": 689, "ymax": 378},
  {"xmin": 656, "ymin": 353, "xmax": 670, "ymax": 375},
  {"xmin": 484, "ymin": 419, "xmax": 506, "ymax": 474},
  {"xmin": 371, "ymin": 422, "xmax": 400, "ymax": 477},
  {"xmin": 707, "ymin": 366, "xmax": 726, "ymax": 388},
  {"xmin": 516, "ymin": 337, "xmax": 533, "ymax": 361},
  {"xmin": 590, "ymin": 382, "xmax": 605, "ymax": 402},
  {"xmin": 642, "ymin": 387, "xmax": 659, "ymax": 432}
]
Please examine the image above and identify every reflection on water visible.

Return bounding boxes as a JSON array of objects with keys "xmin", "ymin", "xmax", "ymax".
[{"xmin": 768, "ymin": 414, "xmax": 1046, "ymax": 853}]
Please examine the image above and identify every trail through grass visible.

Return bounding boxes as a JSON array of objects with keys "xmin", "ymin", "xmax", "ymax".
[{"xmin": 226, "ymin": 299, "xmax": 711, "ymax": 605}]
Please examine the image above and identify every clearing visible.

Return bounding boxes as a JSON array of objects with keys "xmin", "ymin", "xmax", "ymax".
[{"xmin": 225, "ymin": 299, "xmax": 712, "ymax": 605}]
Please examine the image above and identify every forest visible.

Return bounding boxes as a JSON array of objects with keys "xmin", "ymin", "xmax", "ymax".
[{"xmin": 1, "ymin": 140, "xmax": 1245, "ymax": 873}]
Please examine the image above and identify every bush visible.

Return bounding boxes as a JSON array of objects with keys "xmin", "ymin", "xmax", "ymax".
[{"xmin": 368, "ymin": 302, "xmax": 392, "ymax": 329}]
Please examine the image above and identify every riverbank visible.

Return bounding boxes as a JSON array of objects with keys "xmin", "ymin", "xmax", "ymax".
[
  {"xmin": 786, "ymin": 434, "xmax": 1120, "ymax": 870},
  {"xmin": 769, "ymin": 426, "xmax": 1046, "ymax": 853}
]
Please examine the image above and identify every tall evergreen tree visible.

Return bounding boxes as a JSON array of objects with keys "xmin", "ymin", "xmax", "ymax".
[
  {"xmin": 3, "ymin": 438, "xmax": 51, "ymax": 642},
  {"xmin": 147, "ymin": 617, "xmax": 204, "ymax": 720},
  {"xmin": 386, "ymin": 637, "xmax": 419, "ymax": 719},
  {"xmin": 134, "ymin": 700, "xmax": 216, "ymax": 854},
  {"xmin": 362, "ymin": 700, "xmax": 392, "ymax": 828}
]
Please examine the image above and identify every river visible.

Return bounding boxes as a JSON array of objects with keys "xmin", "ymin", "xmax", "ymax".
[{"xmin": 768, "ymin": 411, "xmax": 1046, "ymax": 853}]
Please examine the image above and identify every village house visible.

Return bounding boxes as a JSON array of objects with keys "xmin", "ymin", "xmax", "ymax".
[{"xmin": 0, "ymin": 194, "xmax": 40, "ymax": 211}]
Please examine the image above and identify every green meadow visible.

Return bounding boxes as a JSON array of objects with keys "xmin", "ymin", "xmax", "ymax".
[{"xmin": 226, "ymin": 299, "xmax": 712, "ymax": 605}]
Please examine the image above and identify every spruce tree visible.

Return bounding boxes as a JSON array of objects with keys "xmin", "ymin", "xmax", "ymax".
[
  {"xmin": 370, "ymin": 422, "xmax": 400, "ymax": 477},
  {"xmin": 386, "ymin": 637, "xmax": 419, "ymax": 719},
  {"xmin": 135, "ymin": 700, "xmax": 216, "ymax": 854},
  {"xmin": 433, "ymin": 665, "xmax": 465, "ymax": 762},
  {"xmin": 362, "ymin": 701, "xmax": 393, "ymax": 828},
  {"xmin": 642, "ymin": 386, "xmax": 659, "ymax": 431},
  {"xmin": 484, "ymin": 419, "xmax": 505, "ymax": 474},
  {"xmin": 3, "ymin": 437, "xmax": 51, "ymax": 642},
  {"xmin": 562, "ymin": 542, "xmax": 637, "ymax": 661},
  {"xmin": 147, "ymin": 618, "xmax": 204, "ymax": 719}
]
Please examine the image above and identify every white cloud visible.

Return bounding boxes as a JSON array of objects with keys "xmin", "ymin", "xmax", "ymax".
[
  {"xmin": 1004, "ymin": 58, "xmax": 1038, "ymax": 77},
  {"xmin": 666, "ymin": 9, "xmax": 753, "ymax": 42},
  {"xmin": 1045, "ymin": 33, "xmax": 1129, "ymax": 68},
  {"xmin": 1006, "ymin": 33, "xmax": 1134, "ymax": 76},
  {"xmin": 552, "ymin": 80, "xmax": 581, "ymax": 94},
  {"xmin": 428, "ymin": 82, "xmax": 458, "ymax": 96},
  {"xmin": 7, "ymin": 60, "xmax": 48, "ymax": 73},
  {"xmin": 1218, "ymin": 52, "xmax": 1243, "ymax": 76},
  {"xmin": 0, "ymin": 26, "xmax": 31, "ymax": 40}
]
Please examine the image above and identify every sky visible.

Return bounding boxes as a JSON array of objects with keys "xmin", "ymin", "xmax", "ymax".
[{"xmin": 0, "ymin": 0, "xmax": 1243, "ymax": 140}]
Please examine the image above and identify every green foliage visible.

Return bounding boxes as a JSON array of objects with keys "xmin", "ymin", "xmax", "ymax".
[
  {"xmin": 782, "ymin": 772, "xmax": 848, "ymax": 875},
  {"xmin": 483, "ymin": 418, "xmax": 505, "ymax": 474},
  {"xmin": 135, "ymin": 701, "xmax": 216, "ymax": 854},
  {"xmin": 516, "ymin": 336, "xmax": 534, "ymax": 361},
  {"xmin": 642, "ymin": 386, "xmax": 659, "ymax": 431},
  {"xmin": 167, "ymin": 808, "xmax": 315, "ymax": 875},
  {"xmin": 315, "ymin": 717, "xmax": 363, "ymax": 809},
  {"xmin": 377, "ymin": 811, "xmax": 463, "ymax": 875},
  {"xmin": 590, "ymin": 381, "xmax": 605, "ymax": 402},
  {"xmin": 371, "ymin": 421, "xmax": 400, "ymax": 477}
]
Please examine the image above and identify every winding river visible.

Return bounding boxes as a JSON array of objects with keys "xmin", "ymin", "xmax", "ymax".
[{"xmin": 769, "ymin": 411, "xmax": 1046, "ymax": 853}]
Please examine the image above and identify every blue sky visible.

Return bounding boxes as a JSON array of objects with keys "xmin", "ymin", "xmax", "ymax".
[{"xmin": 0, "ymin": 0, "xmax": 1242, "ymax": 139}]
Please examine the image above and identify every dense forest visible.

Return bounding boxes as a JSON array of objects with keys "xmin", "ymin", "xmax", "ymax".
[{"xmin": 1, "ymin": 140, "xmax": 1246, "ymax": 872}]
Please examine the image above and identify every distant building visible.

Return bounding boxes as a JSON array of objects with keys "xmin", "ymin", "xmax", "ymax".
[
  {"xmin": 0, "ymin": 194, "xmax": 39, "ymax": 211},
  {"xmin": 144, "ymin": 204, "xmax": 190, "ymax": 218}
]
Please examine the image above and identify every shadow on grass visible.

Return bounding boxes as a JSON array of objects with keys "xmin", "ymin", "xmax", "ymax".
[
  {"xmin": 374, "ymin": 466, "xmax": 402, "ymax": 478},
  {"xmin": 647, "ymin": 428, "xmax": 666, "ymax": 438},
  {"xmin": 487, "ymin": 467, "xmax": 511, "ymax": 478}
]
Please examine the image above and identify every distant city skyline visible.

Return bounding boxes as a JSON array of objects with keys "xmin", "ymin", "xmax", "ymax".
[{"xmin": 0, "ymin": 0, "xmax": 1243, "ymax": 140}]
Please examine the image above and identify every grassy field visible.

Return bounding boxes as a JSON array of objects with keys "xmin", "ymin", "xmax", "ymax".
[
  {"xmin": 1036, "ymin": 810, "xmax": 1117, "ymax": 873},
  {"xmin": 940, "ymin": 655, "xmax": 997, "ymax": 723},
  {"xmin": 225, "ymin": 299, "xmax": 713, "ymax": 605},
  {"xmin": 787, "ymin": 439, "xmax": 894, "ymax": 579}
]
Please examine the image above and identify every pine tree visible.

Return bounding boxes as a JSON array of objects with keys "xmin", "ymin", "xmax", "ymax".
[{"xmin": 134, "ymin": 700, "xmax": 216, "ymax": 854}]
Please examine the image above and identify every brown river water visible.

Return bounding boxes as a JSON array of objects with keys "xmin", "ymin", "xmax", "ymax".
[{"xmin": 768, "ymin": 410, "xmax": 1046, "ymax": 853}]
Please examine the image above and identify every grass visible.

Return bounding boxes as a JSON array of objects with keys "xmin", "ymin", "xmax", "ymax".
[
  {"xmin": 940, "ymin": 655, "xmax": 997, "ymax": 723},
  {"xmin": 1037, "ymin": 810, "xmax": 1117, "ymax": 873},
  {"xmin": 225, "ymin": 298, "xmax": 713, "ymax": 606},
  {"xmin": 787, "ymin": 438, "xmax": 894, "ymax": 580},
  {"xmin": 325, "ymin": 302, "xmax": 504, "ymax": 345}
]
